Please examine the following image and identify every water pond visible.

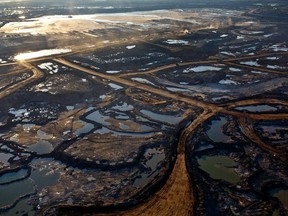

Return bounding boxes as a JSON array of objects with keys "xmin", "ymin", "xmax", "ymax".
[
  {"xmin": 206, "ymin": 117, "xmax": 230, "ymax": 143},
  {"xmin": 197, "ymin": 155, "xmax": 241, "ymax": 184}
]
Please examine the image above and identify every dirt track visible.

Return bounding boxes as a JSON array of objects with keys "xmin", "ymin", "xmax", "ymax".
[{"xmin": 0, "ymin": 61, "xmax": 43, "ymax": 100}]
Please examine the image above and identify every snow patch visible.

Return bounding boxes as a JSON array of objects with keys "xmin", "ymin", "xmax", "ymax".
[
  {"xmin": 269, "ymin": 44, "xmax": 288, "ymax": 52},
  {"xmin": 183, "ymin": 66, "xmax": 222, "ymax": 73},
  {"xmin": 220, "ymin": 34, "xmax": 228, "ymax": 38},
  {"xmin": 219, "ymin": 79, "xmax": 238, "ymax": 85},
  {"xmin": 9, "ymin": 108, "xmax": 28, "ymax": 117},
  {"xmin": 236, "ymin": 36, "xmax": 244, "ymax": 40},
  {"xmin": 266, "ymin": 56, "xmax": 279, "ymax": 60},
  {"xmin": 180, "ymin": 82, "xmax": 189, "ymax": 85},
  {"xmin": 0, "ymin": 59, "xmax": 7, "ymax": 64},
  {"xmin": 229, "ymin": 67, "xmax": 242, "ymax": 72},
  {"xmin": 167, "ymin": 87, "xmax": 191, "ymax": 92},
  {"xmin": 220, "ymin": 51, "xmax": 235, "ymax": 57},
  {"xmin": 251, "ymin": 71, "xmax": 267, "ymax": 74},
  {"xmin": 108, "ymin": 83, "xmax": 123, "ymax": 90},
  {"xmin": 38, "ymin": 62, "xmax": 59, "ymax": 74},
  {"xmin": 164, "ymin": 39, "xmax": 189, "ymax": 45},
  {"xmin": 131, "ymin": 78, "xmax": 155, "ymax": 86},
  {"xmin": 240, "ymin": 61, "xmax": 261, "ymax": 67},
  {"xmin": 66, "ymin": 106, "xmax": 74, "ymax": 110},
  {"xmin": 126, "ymin": 45, "xmax": 136, "ymax": 50},
  {"xmin": 106, "ymin": 70, "xmax": 120, "ymax": 74},
  {"xmin": 212, "ymin": 96, "xmax": 230, "ymax": 101}
]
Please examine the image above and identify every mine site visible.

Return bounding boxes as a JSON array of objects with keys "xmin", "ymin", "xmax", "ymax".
[{"xmin": 0, "ymin": 0, "xmax": 287, "ymax": 215}]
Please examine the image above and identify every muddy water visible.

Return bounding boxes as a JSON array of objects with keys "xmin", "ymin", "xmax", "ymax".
[{"xmin": 197, "ymin": 155, "xmax": 241, "ymax": 184}]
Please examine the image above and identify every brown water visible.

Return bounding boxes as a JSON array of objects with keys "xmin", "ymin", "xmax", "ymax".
[{"xmin": 197, "ymin": 155, "xmax": 241, "ymax": 184}]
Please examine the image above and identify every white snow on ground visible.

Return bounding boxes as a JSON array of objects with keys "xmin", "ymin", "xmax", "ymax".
[
  {"xmin": 220, "ymin": 34, "xmax": 228, "ymax": 38},
  {"xmin": 108, "ymin": 83, "xmax": 123, "ymax": 90},
  {"xmin": 63, "ymin": 130, "xmax": 71, "ymax": 135},
  {"xmin": 183, "ymin": 66, "xmax": 222, "ymax": 73},
  {"xmin": 264, "ymin": 33, "xmax": 275, "ymax": 38},
  {"xmin": 242, "ymin": 31, "xmax": 264, "ymax": 35},
  {"xmin": 267, "ymin": 65, "xmax": 285, "ymax": 70},
  {"xmin": 229, "ymin": 67, "xmax": 242, "ymax": 72},
  {"xmin": 0, "ymin": 59, "xmax": 7, "ymax": 64},
  {"xmin": 126, "ymin": 45, "xmax": 136, "ymax": 50},
  {"xmin": 219, "ymin": 79, "xmax": 238, "ymax": 85},
  {"xmin": 131, "ymin": 77, "xmax": 155, "ymax": 86},
  {"xmin": 266, "ymin": 57, "xmax": 279, "ymax": 60},
  {"xmin": 269, "ymin": 44, "xmax": 288, "ymax": 52},
  {"xmin": 240, "ymin": 61, "xmax": 261, "ymax": 67},
  {"xmin": 106, "ymin": 70, "xmax": 121, "ymax": 74},
  {"xmin": 9, "ymin": 108, "xmax": 28, "ymax": 117},
  {"xmin": 38, "ymin": 62, "xmax": 59, "ymax": 74},
  {"xmin": 180, "ymin": 82, "xmax": 189, "ymax": 85},
  {"xmin": 14, "ymin": 49, "xmax": 72, "ymax": 60},
  {"xmin": 212, "ymin": 96, "xmax": 231, "ymax": 101},
  {"xmin": 236, "ymin": 36, "xmax": 244, "ymax": 39},
  {"xmin": 99, "ymin": 95, "xmax": 107, "ymax": 99},
  {"xmin": 166, "ymin": 87, "xmax": 192, "ymax": 93},
  {"xmin": 269, "ymin": 3, "xmax": 278, "ymax": 7},
  {"xmin": 66, "ymin": 106, "xmax": 74, "ymax": 110},
  {"xmin": 220, "ymin": 51, "xmax": 235, "ymax": 57},
  {"xmin": 33, "ymin": 83, "xmax": 51, "ymax": 93},
  {"xmin": 251, "ymin": 71, "xmax": 268, "ymax": 75},
  {"xmin": 164, "ymin": 39, "xmax": 189, "ymax": 45}
]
